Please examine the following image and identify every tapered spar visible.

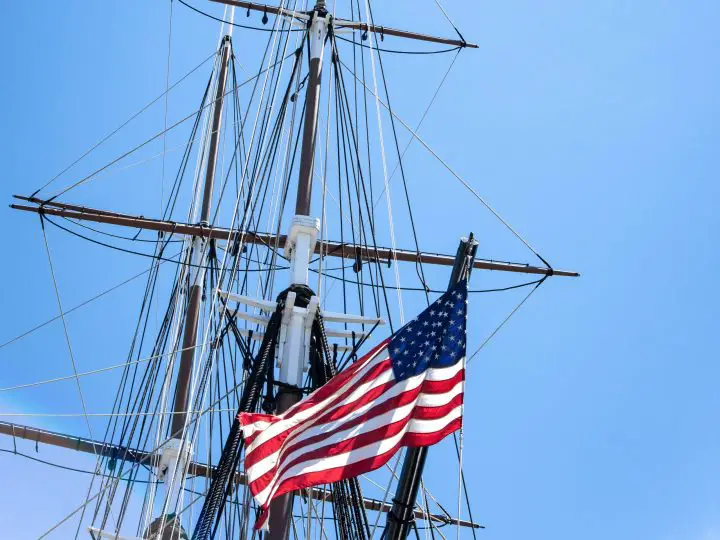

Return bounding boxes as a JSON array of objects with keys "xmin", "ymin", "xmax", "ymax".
[{"xmin": 10, "ymin": 198, "xmax": 579, "ymax": 278}]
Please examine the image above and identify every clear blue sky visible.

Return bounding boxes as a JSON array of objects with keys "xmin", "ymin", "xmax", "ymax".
[{"xmin": 0, "ymin": 1, "xmax": 718, "ymax": 539}]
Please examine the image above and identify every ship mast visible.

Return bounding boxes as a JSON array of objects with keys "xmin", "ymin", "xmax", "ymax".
[
  {"xmin": 263, "ymin": 2, "xmax": 329, "ymax": 536},
  {"xmin": 1, "ymin": 1, "xmax": 582, "ymax": 537},
  {"xmin": 149, "ymin": 23, "xmax": 235, "ymax": 535}
]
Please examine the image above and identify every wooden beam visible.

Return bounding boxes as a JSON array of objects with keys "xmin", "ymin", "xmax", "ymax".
[
  {"xmin": 0, "ymin": 420, "xmax": 220, "ymax": 479},
  {"xmin": 10, "ymin": 198, "xmax": 579, "ymax": 277},
  {"xmin": 210, "ymin": 0, "xmax": 478, "ymax": 49},
  {"xmin": 210, "ymin": 0, "xmax": 308, "ymax": 22},
  {"xmin": 0, "ymin": 421, "xmax": 482, "ymax": 528},
  {"xmin": 333, "ymin": 18, "xmax": 477, "ymax": 49}
]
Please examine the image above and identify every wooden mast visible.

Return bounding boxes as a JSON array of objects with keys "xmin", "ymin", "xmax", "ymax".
[
  {"xmin": 152, "ymin": 30, "xmax": 233, "ymax": 529},
  {"xmin": 170, "ymin": 35, "xmax": 232, "ymax": 439},
  {"xmin": 265, "ymin": 2, "xmax": 329, "ymax": 537}
]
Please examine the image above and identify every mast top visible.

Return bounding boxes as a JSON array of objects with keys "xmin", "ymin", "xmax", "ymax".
[{"xmin": 210, "ymin": 0, "xmax": 479, "ymax": 49}]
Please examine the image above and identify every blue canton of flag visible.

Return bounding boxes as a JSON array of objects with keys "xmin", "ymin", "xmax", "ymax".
[{"xmin": 389, "ymin": 279, "xmax": 468, "ymax": 381}]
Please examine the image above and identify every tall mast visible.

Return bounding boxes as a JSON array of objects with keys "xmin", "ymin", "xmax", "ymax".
[
  {"xmin": 154, "ymin": 32, "xmax": 233, "ymax": 525},
  {"xmin": 170, "ymin": 35, "xmax": 232, "ymax": 438},
  {"xmin": 385, "ymin": 235, "xmax": 478, "ymax": 539},
  {"xmin": 294, "ymin": 0, "xmax": 326, "ymax": 216},
  {"xmin": 267, "ymin": 3, "xmax": 329, "ymax": 537}
]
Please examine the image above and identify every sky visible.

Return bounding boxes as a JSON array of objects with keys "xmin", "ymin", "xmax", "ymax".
[{"xmin": 0, "ymin": 0, "xmax": 719, "ymax": 539}]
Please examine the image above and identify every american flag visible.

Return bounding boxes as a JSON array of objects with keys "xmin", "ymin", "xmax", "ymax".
[{"xmin": 239, "ymin": 279, "xmax": 468, "ymax": 529}]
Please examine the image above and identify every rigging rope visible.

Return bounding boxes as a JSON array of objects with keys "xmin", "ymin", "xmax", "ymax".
[
  {"xmin": 42, "ymin": 216, "xmax": 288, "ymax": 272},
  {"xmin": 30, "ymin": 50, "xmax": 217, "ymax": 198},
  {"xmin": 0, "ymin": 260, "xmax": 176, "ymax": 350},
  {"xmin": 337, "ymin": 57, "xmax": 555, "ymax": 271},
  {"xmin": 372, "ymin": 47, "xmax": 461, "ymax": 210},
  {"xmin": 467, "ymin": 276, "xmax": 548, "ymax": 364},
  {"xmin": 39, "ymin": 50, "xmax": 296, "ymax": 204},
  {"xmin": 0, "ymin": 342, "xmax": 213, "ymax": 394},
  {"xmin": 38, "ymin": 215, "xmax": 100, "ymax": 457},
  {"xmin": 178, "ymin": 0, "xmax": 305, "ymax": 32}
]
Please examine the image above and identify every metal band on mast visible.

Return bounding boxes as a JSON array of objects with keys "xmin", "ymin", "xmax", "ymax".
[{"xmin": 386, "ymin": 235, "xmax": 478, "ymax": 539}]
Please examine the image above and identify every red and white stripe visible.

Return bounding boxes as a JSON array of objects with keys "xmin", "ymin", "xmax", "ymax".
[{"xmin": 238, "ymin": 339, "xmax": 465, "ymax": 529}]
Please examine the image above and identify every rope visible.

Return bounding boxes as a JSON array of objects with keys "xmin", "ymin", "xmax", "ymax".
[
  {"xmin": 39, "ymin": 215, "xmax": 100, "ymax": 457},
  {"xmin": 0, "ymin": 259, "xmax": 177, "ymax": 350},
  {"xmin": 338, "ymin": 57, "xmax": 553, "ymax": 269},
  {"xmin": 0, "ymin": 342, "xmax": 212, "ymax": 393},
  {"xmin": 40, "ymin": 50, "xmax": 296, "ymax": 203},
  {"xmin": 360, "ymin": 0, "xmax": 405, "ymax": 323},
  {"xmin": 0, "ymin": 409, "xmax": 237, "ymax": 418},
  {"xmin": 431, "ymin": 0, "xmax": 467, "ymax": 45},
  {"xmin": 192, "ymin": 299, "xmax": 283, "ymax": 540},
  {"xmin": 160, "ymin": 0, "xmax": 174, "ymax": 230},
  {"xmin": 359, "ymin": 8, "xmax": 432, "ymax": 304},
  {"xmin": 184, "ymin": 8, "xmax": 302, "ymax": 535},
  {"xmin": 178, "ymin": 0, "xmax": 305, "ymax": 32},
  {"xmin": 29, "ymin": 49, "xmax": 217, "ymax": 198},
  {"xmin": 41, "ymin": 216, "xmax": 287, "ymax": 272},
  {"xmin": 33, "ymin": 312, "xmax": 288, "ymax": 539},
  {"xmin": 372, "ymin": 47, "xmax": 461, "ymax": 209},
  {"xmin": 467, "ymin": 276, "xmax": 548, "ymax": 364}
]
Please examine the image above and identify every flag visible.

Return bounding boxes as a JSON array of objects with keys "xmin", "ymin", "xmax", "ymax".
[{"xmin": 239, "ymin": 279, "xmax": 468, "ymax": 529}]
